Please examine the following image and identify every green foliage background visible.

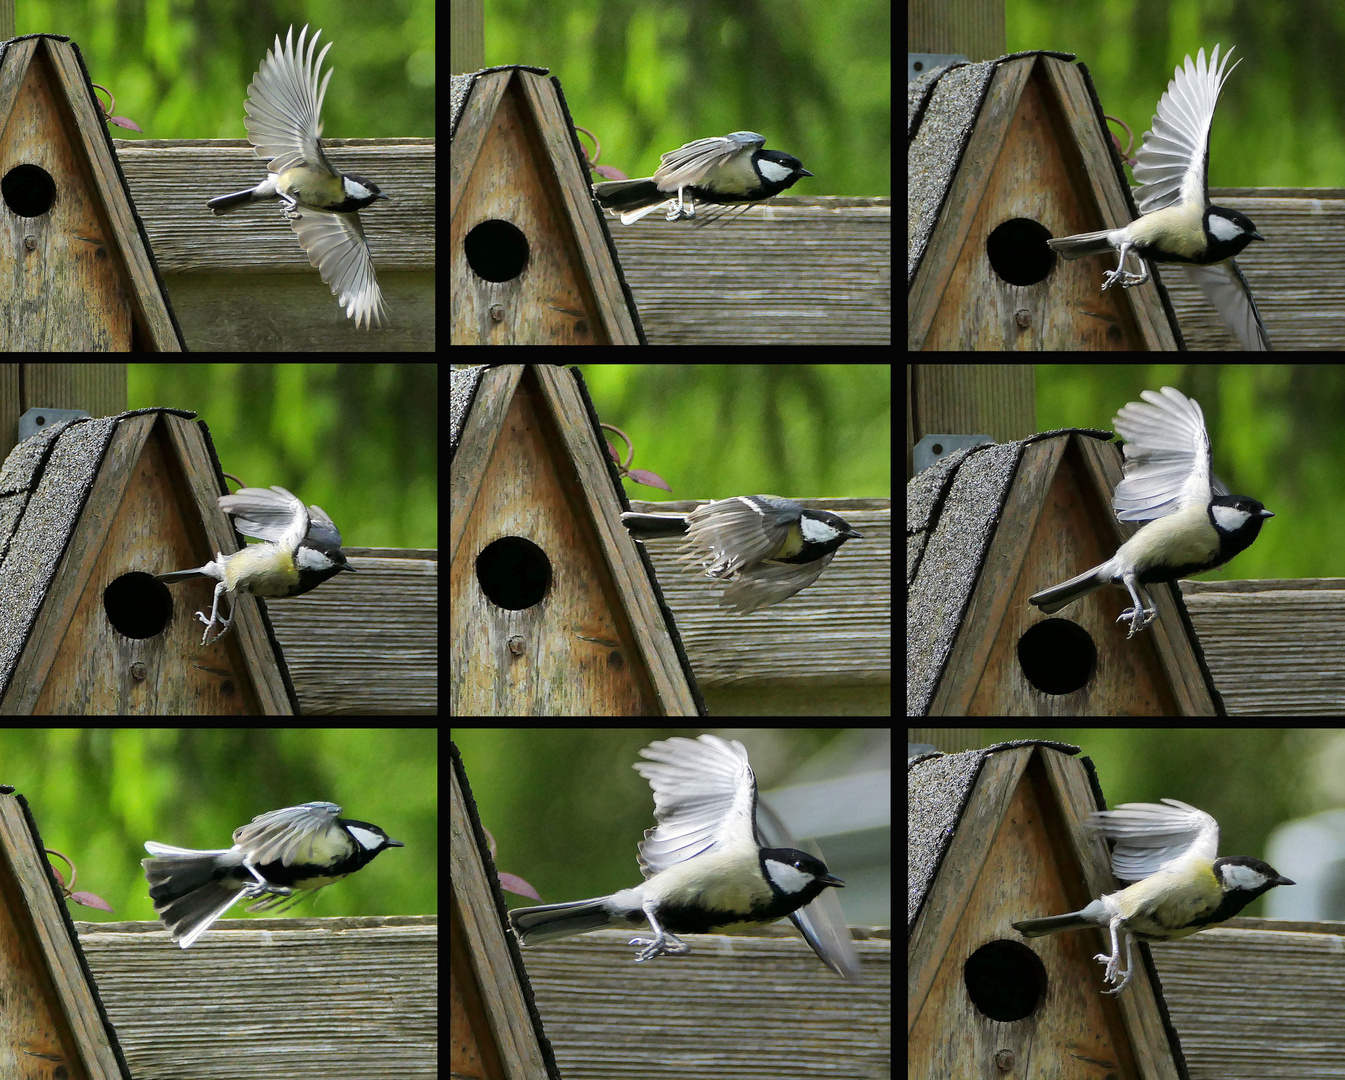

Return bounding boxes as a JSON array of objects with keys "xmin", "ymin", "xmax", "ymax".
[
  {"xmin": 12, "ymin": 6, "xmax": 435, "ymax": 140},
  {"xmin": 1009, "ymin": 11, "xmax": 1329, "ymax": 187},
  {"xmin": 129, "ymin": 363, "xmax": 439, "ymax": 549},
  {"xmin": 579, "ymin": 363, "xmax": 890, "ymax": 501},
  {"xmin": 4, "ymin": 728, "xmax": 436, "ymax": 931},
  {"xmin": 1034, "ymin": 363, "xmax": 1336, "ymax": 582}
]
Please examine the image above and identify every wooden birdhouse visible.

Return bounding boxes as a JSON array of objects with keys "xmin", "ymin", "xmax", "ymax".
[
  {"xmin": 449, "ymin": 66, "xmax": 645, "ymax": 344},
  {"xmin": 908, "ymin": 420, "xmax": 1238, "ymax": 715},
  {"xmin": 909, "ymin": 742, "xmax": 1188, "ymax": 1077},
  {"xmin": 913, "ymin": 741, "xmax": 1309, "ymax": 1077},
  {"xmin": 908, "ymin": 51, "xmax": 1183, "ymax": 350},
  {"xmin": 1018, "ymin": 424, "xmax": 1240, "ymax": 712},
  {"xmin": 0, "ymin": 33, "xmax": 184, "ymax": 349},
  {"xmin": 0, "ymin": 788, "xmax": 129, "ymax": 1074},
  {"xmin": 449, "ymin": 743, "xmax": 554, "ymax": 1074},
  {"xmin": 450, "ymin": 363, "xmax": 701, "ymax": 715},
  {"xmin": 0, "ymin": 407, "xmax": 362, "ymax": 714}
]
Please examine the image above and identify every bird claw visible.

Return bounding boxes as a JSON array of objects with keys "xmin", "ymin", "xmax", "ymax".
[
  {"xmin": 1095, "ymin": 953, "xmax": 1133, "ymax": 993},
  {"xmin": 194, "ymin": 611, "xmax": 229, "ymax": 645},
  {"xmin": 629, "ymin": 933, "xmax": 690, "ymax": 961},
  {"xmin": 1118, "ymin": 605, "xmax": 1158, "ymax": 638},
  {"xmin": 242, "ymin": 881, "xmax": 291, "ymax": 900},
  {"xmin": 1101, "ymin": 269, "xmax": 1146, "ymax": 290}
]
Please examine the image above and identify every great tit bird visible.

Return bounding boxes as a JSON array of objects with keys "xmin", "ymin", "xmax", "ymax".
[
  {"xmin": 1048, "ymin": 46, "xmax": 1271, "ymax": 350},
  {"xmin": 1012, "ymin": 798, "xmax": 1293, "ymax": 994},
  {"xmin": 1029, "ymin": 386, "xmax": 1272, "ymax": 637},
  {"xmin": 621, "ymin": 495, "xmax": 862, "ymax": 613},
  {"xmin": 143, "ymin": 801, "xmax": 403, "ymax": 949},
  {"xmin": 207, "ymin": 24, "xmax": 389, "ymax": 328},
  {"xmin": 157, "ymin": 485, "xmax": 356, "ymax": 646},
  {"xmin": 592, "ymin": 131, "xmax": 812, "ymax": 225},
  {"xmin": 508, "ymin": 734, "xmax": 857, "ymax": 977}
]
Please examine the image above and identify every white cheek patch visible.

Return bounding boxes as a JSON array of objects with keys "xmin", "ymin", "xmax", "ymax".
[
  {"xmin": 800, "ymin": 516, "xmax": 841, "ymax": 544},
  {"xmin": 1220, "ymin": 862, "xmax": 1270, "ymax": 889},
  {"xmin": 296, "ymin": 547, "xmax": 336, "ymax": 571},
  {"xmin": 756, "ymin": 159, "xmax": 794, "ymax": 184},
  {"xmin": 1208, "ymin": 214, "xmax": 1246, "ymax": 243},
  {"xmin": 764, "ymin": 857, "xmax": 814, "ymax": 896},
  {"xmin": 1211, "ymin": 503, "xmax": 1253, "ymax": 532},
  {"xmin": 347, "ymin": 826, "xmax": 385, "ymax": 851}
]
